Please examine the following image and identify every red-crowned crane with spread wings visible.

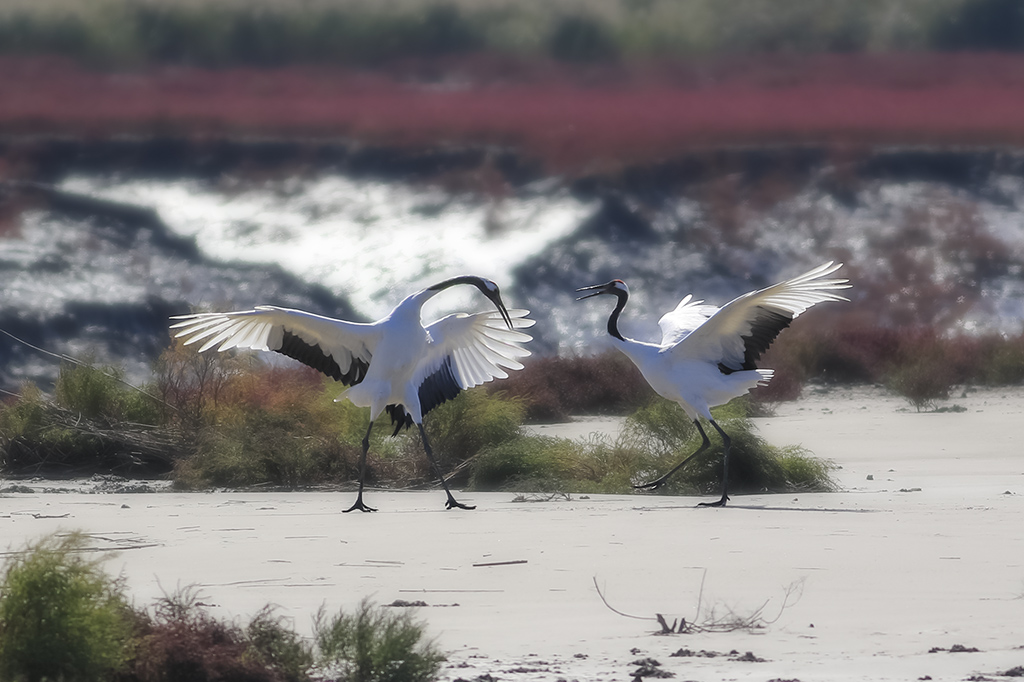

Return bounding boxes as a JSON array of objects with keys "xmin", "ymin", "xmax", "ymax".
[
  {"xmin": 171, "ymin": 275, "xmax": 534, "ymax": 512},
  {"xmin": 576, "ymin": 262, "xmax": 850, "ymax": 507}
]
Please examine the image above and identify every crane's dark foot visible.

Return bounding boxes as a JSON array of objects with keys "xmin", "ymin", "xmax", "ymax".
[
  {"xmin": 697, "ymin": 496, "xmax": 729, "ymax": 508},
  {"xmin": 445, "ymin": 496, "xmax": 476, "ymax": 510},
  {"xmin": 634, "ymin": 479, "xmax": 667, "ymax": 491},
  {"xmin": 343, "ymin": 497, "xmax": 377, "ymax": 513}
]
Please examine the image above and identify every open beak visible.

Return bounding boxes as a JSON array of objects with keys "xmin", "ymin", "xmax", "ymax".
[{"xmin": 575, "ymin": 284, "xmax": 609, "ymax": 301}]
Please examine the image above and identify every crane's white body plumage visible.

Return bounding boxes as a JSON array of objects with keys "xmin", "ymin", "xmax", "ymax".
[
  {"xmin": 170, "ymin": 275, "xmax": 533, "ymax": 511},
  {"xmin": 577, "ymin": 261, "xmax": 850, "ymax": 506},
  {"xmin": 618, "ymin": 261, "xmax": 849, "ymax": 420},
  {"xmin": 337, "ymin": 304, "xmax": 534, "ymax": 423},
  {"xmin": 616, "ymin": 339, "xmax": 774, "ymax": 422}
]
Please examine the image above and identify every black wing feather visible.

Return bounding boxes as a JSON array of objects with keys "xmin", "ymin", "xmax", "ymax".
[
  {"xmin": 278, "ymin": 329, "xmax": 369, "ymax": 385},
  {"xmin": 384, "ymin": 356, "xmax": 463, "ymax": 435},
  {"xmin": 418, "ymin": 356, "xmax": 462, "ymax": 417},
  {"xmin": 718, "ymin": 306, "xmax": 792, "ymax": 374}
]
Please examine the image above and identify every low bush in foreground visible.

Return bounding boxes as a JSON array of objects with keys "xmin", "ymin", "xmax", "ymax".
[
  {"xmin": 0, "ymin": 533, "xmax": 442, "ymax": 682},
  {"xmin": 128, "ymin": 587, "xmax": 313, "ymax": 682},
  {"xmin": 0, "ymin": 532, "xmax": 133, "ymax": 682},
  {"xmin": 313, "ymin": 599, "xmax": 444, "ymax": 682}
]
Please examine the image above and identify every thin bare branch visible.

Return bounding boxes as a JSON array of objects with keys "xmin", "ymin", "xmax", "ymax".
[{"xmin": 592, "ymin": 577, "xmax": 655, "ymax": 622}]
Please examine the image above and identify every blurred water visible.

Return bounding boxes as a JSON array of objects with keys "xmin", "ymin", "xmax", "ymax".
[
  {"xmin": 59, "ymin": 167, "xmax": 1024, "ymax": 349},
  {"xmin": 61, "ymin": 174, "xmax": 595, "ymax": 326}
]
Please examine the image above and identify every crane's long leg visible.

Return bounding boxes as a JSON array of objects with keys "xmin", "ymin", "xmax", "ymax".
[
  {"xmin": 634, "ymin": 420, "xmax": 712, "ymax": 491},
  {"xmin": 418, "ymin": 424, "xmax": 475, "ymax": 510},
  {"xmin": 343, "ymin": 421, "xmax": 377, "ymax": 513},
  {"xmin": 697, "ymin": 419, "xmax": 731, "ymax": 508}
]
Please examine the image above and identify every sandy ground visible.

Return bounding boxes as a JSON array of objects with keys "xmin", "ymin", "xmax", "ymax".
[{"xmin": 2, "ymin": 385, "xmax": 1023, "ymax": 681}]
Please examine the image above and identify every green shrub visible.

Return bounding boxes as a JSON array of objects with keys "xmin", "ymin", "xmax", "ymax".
[
  {"xmin": 170, "ymin": 363, "xmax": 375, "ymax": 489},
  {"xmin": 469, "ymin": 435, "xmax": 579, "ymax": 491},
  {"xmin": 422, "ymin": 390, "xmax": 525, "ymax": 467},
  {"xmin": 313, "ymin": 599, "xmax": 444, "ymax": 682},
  {"xmin": 980, "ymin": 334, "xmax": 1024, "ymax": 385},
  {"xmin": 776, "ymin": 446, "xmax": 841, "ymax": 490},
  {"xmin": 885, "ymin": 355, "xmax": 955, "ymax": 411},
  {"xmin": 0, "ymin": 535, "xmax": 445, "ymax": 682},
  {"xmin": 0, "ymin": 381, "xmax": 176, "ymax": 477},
  {"xmin": 469, "ymin": 429, "xmax": 669, "ymax": 495},
  {"xmin": 470, "ymin": 396, "xmax": 837, "ymax": 495},
  {"xmin": 56, "ymin": 360, "xmax": 161, "ymax": 425},
  {"xmin": 246, "ymin": 607, "xmax": 315, "ymax": 682},
  {"xmin": 623, "ymin": 398, "xmax": 839, "ymax": 495},
  {"xmin": 624, "ymin": 397, "xmax": 700, "ymax": 456},
  {"xmin": 173, "ymin": 408, "xmax": 357, "ymax": 489},
  {"xmin": 0, "ymin": 531, "xmax": 133, "ymax": 682},
  {"xmin": 880, "ymin": 329, "xmax": 959, "ymax": 411},
  {"xmin": 0, "ymin": 383, "xmax": 48, "ymax": 444}
]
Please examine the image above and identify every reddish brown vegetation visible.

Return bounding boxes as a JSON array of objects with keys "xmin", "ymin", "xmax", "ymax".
[
  {"xmin": 6, "ymin": 53, "xmax": 1024, "ymax": 171},
  {"xmin": 490, "ymin": 352, "xmax": 655, "ymax": 422},
  {"xmin": 127, "ymin": 615, "xmax": 279, "ymax": 682},
  {"xmin": 225, "ymin": 364, "xmax": 325, "ymax": 415}
]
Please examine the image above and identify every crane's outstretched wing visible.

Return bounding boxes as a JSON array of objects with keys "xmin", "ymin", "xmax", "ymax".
[
  {"xmin": 658, "ymin": 294, "xmax": 722, "ymax": 347},
  {"xmin": 169, "ymin": 306, "xmax": 380, "ymax": 385},
  {"xmin": 415, "ymin": 308, "xmax": 535, "ymax": 417},
  {"xmin": 668, "ymin": 262, "xmax": 850, "ymax": 371}
]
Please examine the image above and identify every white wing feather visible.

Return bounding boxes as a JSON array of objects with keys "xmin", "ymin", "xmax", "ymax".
[
  {"xmin": 669, "ymin": 261, "xmax": 850, "ymax": 366},
  {"xmin": 418, "ymin": 308, "xmax": 535, "ymax": 391},
  {"xmin": 658, "ymin": 295, "xmax": 722, "ymax": 347},
  {"xmin": 170, "ymin": 306, "xmax": 379, "ymax": 381}
]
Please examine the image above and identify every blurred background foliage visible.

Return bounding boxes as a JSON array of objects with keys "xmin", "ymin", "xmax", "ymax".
[{"xmin": 0, "ymin": 0, "xmax": 1022, "ymax": 67}]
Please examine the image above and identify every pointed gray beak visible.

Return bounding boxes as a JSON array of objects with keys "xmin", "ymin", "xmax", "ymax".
[{"xmin": 490, "ymin": 292, "xmax": 514, "ymax": 329}]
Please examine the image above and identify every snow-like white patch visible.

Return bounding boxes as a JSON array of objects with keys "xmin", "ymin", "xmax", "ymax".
[{"xmin": 61, "ymin": 174, "xmax": 595, "ymax": 323}]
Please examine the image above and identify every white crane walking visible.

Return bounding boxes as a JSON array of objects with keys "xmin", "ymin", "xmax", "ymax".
[
  {"xmin": 170, "ymin": 275, "xmax": 535, "ymax": 512},
  {"xmin": 576, "ymin": 261, "xmax": 850, "ymax": 507}
]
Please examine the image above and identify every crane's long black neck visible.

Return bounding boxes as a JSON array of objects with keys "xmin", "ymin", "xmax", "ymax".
[
  {"xmin": 429, "ymin": 275, "xmax": 486, "ymax": 293},
  {"xmin": 607, "ymin": 290, "xmax": 628, "ymax": 341},
  {"xmin": 426, "ymin": 274, "xmax": 512, "ymax": 329}
]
